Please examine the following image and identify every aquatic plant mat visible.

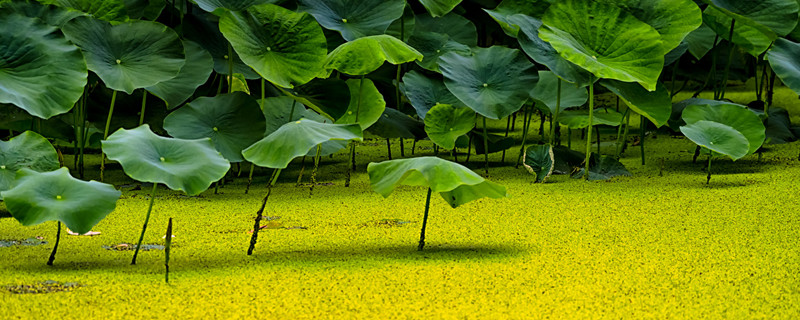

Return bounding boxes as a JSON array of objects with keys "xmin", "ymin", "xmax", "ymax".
[{"xmin": 2, "ymin": 110, "xmax": 799, "ymax": 318}]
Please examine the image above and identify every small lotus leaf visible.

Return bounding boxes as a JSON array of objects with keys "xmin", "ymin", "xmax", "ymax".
[
  {"xmin": 680, "ymin": 120, "xmax": 749, "ymax": 160},
  {"xmin": 767, "ymin": 38, "xmax": 800, "ymax": 96},
  {"xmin": 298, "ymin": 0, "xmax": 405, "ymax": 41},
  {"xmin": 323, "ymin": 35, "xmax": 423, "ymax": 76},
  {"xmin": 599, "ymin": 80, "xmax": 671, "ymax": 127},
  {"xmin": 681, "ymin": 103, "xmax": 765, "ymax": 155},
  {"xmin": 102, "ymin": 125, "xmax": 231, "ymax": 196},
  {"xmin": 2, "ymin": 168, "xmax": 120, "ymax": 235},
  {"xmin": 523, "ymin": 144, "xmax": 555, "ymax": 183},
  {"xmin": 163, "ymin": 92, "xmax": 266, "ymax": 163},
  {"xmin": 400, "ymin": 70, "xmax": 465, "ymax": 119},
  {"xmin": 558, "ymin": 108, "xmax": 625, "ymax": 129},
  {"xmin": 572, "ymin": 153, "xmax": 632, "ymax": 181},
  {"xmin": 146, "ymin": 40, "xmax": 213, "ymax": 108},
  {"xmin": 124, "ymin": 0, "xmax": 165, "ymax": 20},
  {"xmin": 367, "ymin": 156, "xmax": 509, "ymax": 208},
  {"xmin": 242, "ymin": 119, "xmax": 363, "ymax": 169},
  {"xmin": 424, "ymin": 104, "xmax": 475, "ymax": 149},
  {"xmin": 0, "ymin": 131, "xmax": 60, "ymax": 200},
  {"xmin": 439, "ymin": 46, "xmax": 538, "ymax": 120},
  {"xmin": 219, "ymin": 4, "xmax": 327, "ymax": 88},
  {"xmin": 418, "ymin": 0, "xmax": 462, "ymax": 17},
  {"xmin": 530, "ymin": 71, "xmax": 588, "ymax": 116},
  {"xmin": 335, "ymin": 78, "xmax": 386, "ymax": 130}
]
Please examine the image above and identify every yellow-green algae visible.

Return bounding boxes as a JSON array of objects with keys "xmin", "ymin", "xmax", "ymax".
[{"xmin": 1, "ymin": 86, "xmax": 799, "ymax": 319}]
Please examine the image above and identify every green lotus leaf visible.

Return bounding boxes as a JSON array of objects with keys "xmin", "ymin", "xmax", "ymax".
[
  {"xmin": 193, "ymin": 0, "xmax": 277, "ymax": 12},
  {"xmin": 702, "ymin": 6, "xmax": 775, "ymax": 56},
  {"xmin": 0, "ymin": 131, "xmax": 60, "ymax": 200},
  {"xmin": 668, "ymin": 98, "xmax": 729, "ymax": 131},
  {"xmin": 2, "ymin": 168, "xmax": 120, "ymax": 235},
  {"xmin": 484, "ymin": 0, "xmax": 552, "ymax": 37},
  {"xmin": 558, "ymin": 108, "xmax": 624, "ymax": 129},
  {"xmin": 298, "ymin": 0, "xmax": 405, "ymax": 41},
  {"xmin": 296, "ymin": 108, "xmax": 349, "ymax": 157},
  {"xmin": 703, "ymin": 0, "xmax": 799, "ymax": 36},
  {"xmin": 183, "ymin": 12, "xmax": 259, "ymax": 79},
  {"xmin": 260, "ymin": 96, "xmax": 308, "ymax": 136},
  {"xmin": 509, "ymin": 14, "xmax": 593, "ymax": 86},
  {"xmin": 124, "ymin": 0, "xmax": 165, "ymax": 20},
  {"xmin": 469, "ymin": 130, "xmax": 516, "ymax": 155},
  {"xmin": 219, "ymin": 4, "xmax": 327, "ymax": 89},
  {"xmin": 385, "ymin": 4, "xmax": 415, "ymax": 42},
  {"xmin": 418, "ymin": 0, "xmax": 462, "ymax": 17},
  {"xmin": 763, "ymin": 107, "xmax": 799, "ymax": 144},
  {"xmin": 0, "ymin": 13, "xmax": 87, "ymax": 119},
  {"xmin": 767, "ymin": 38, "xmax": 800, "ymax": 96},
  {"xmin": 439, "ymin": 46, "xmax": 538, "ymax": 120},
  {"xmin": 681, "ymin": 103, "xmax": 765, "ymax": 155},
  {"xmin": 400, "ymin": 70, "xmax": 465, "ymax": 119},
  {"xmin": 51, "ymin": 0, "xmax": 127, "ymax": 22},
  {"xmin": 368, "ymin": 157, "xmax": 508, "ymax": 208},
  {"xmin": 663, "ymin": 42, "xmax": 689, "ymax": 66},
  {"xmin": 102, "ymin": 125, "xmax": 231, "ymax": 195},
  {"xmin": 1, "ymin": 0, "xmax": 83, "ymax": 27},
  {"xmin": 523, "ymin": 144, "xmax": 554, "ymax": 183},
  {"xmin": 540, "ymin": 0, "xmax": 665, "ymax": 91},
  {"xmin": 530, "ymin": 71, "xmax": 588, "ymax": 116},
  {"xmin": 414, "ymin": 12, "xmax": 478, "ymax": 47},
  {"xmin": 333, "ymin": 78, "xmax": 386, "ymax": 130},
  {"xmin": 146, "ymin": 40, "xmax": 213, "ymax": 108},
  {"xmin": 61, "ymin": 17, "xmax": 184, "ymax": 95},
  {"xmin": 684, "ymin": 23, "xmax": 718, "ymax": 60},
  {"xmin": 598, "ymin": 0, "xmax": 702, "ymax": 54},
  {"xmin": 407, "ymin": 32, "xmax": 471, "ymax": 72},
  {"xmin": 680, "ymin": 120, "xmax": 749, "ymax": 160},
  {"xmin": 599, "ymin": 79, "xmax": 671, "ymax": 127},
  {"xmin": 242, "ymin": 119, "xmax": 363, "ymax": 169},
  {"xmin": 572, "ymin": 153, "xmax": 632, "ymax": 181},
  {"xmin": 323, "ymin": 35, "xmax": 423, "ymax": 76},
  {"xmin": 424, "ymin": 104, "xmax": 475, "ymax": 149},
  {"xmin": 283, "ymin": 78, "xmax": 350, "ymax": 120},
  {"xmin": 163, "ymin": 93, "xmax": 266, "ymax": 163},
  {"xmin": 366, "ymin": 108, "xmax": 426, "ymax": 140}
]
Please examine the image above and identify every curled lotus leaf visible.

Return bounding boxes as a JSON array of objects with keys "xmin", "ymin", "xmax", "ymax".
[
  {"xmin": 322, "ymin": 35, "xmax": 423, "ymax": 76},
  {"xmin": 0, "ymin": 131, "xmax": 60, "ymax": 200}
]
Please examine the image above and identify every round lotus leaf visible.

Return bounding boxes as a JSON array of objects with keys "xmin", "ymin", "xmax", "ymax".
[
  {"xmin": 0, "ymin": 131, "xmax": 60, "ymax": 200},
  {"xmin": 323, "ymin": 35, "xmax": 423, "ymax": 76},
  {"xmin": 367, "ymin": 108, "xmax": 426, "ymax": 140},
  {"xmin": 681, "ymin": 103, "xmax": 765, "ymax": 155},
  {"xmin": 509, "ymin": 14, "xmax": 593, "ymax": 86},
  {"xmin": 539, "ymin": 0, "xmax": 664, "ymax": 91},
  {"xmin": 284, "ymin": 78, "xmax": 351, "ymax": 120},
  {"xmin": 523, "ymin": 144, "xmax": 554, "ymax": 183},
  {"xmin": 407, "ymin": 32, "xmax": 471, "ymax": 72},
  {"xmin": 424, "ymin": 104, "xmax": 475, "ymax": 150},
  {"xmin": 163, "ymin": 92, "xmax": 266, "ymax": 163},
  {"xmin": 0, "ymin": 13, "xmax": 87, "ymax": 119},
  {"xmin": 597, "ymin": 0, "xmax": 702, "ymax": 54},
  {"xmin": 2, "ymin": 168, "xmax": 121, "ymax": 235},
  {"xmin": 703, "ymin": 6, "xmax": 775, "ymax": 57},
  {"xmin": 146, "ymin": 40, "xmax": 213, "ymax": 108},
  {"xmin": 52, "ymin": 0, "xmax": 127, "ymax": 22},
  {"xmin": 194, "ymin": 0, "xmax": 278, "ymax": 12},
  {"xmin": 61, "ymin": 16, "xmax": 184, "ymax": 95},
  {"xmin": 102, "ymin": 125, "xmax": 231, "ymax": 196},
  {"xmin": 680, "ymin": 120, "xmax": 749, "ymax": 160},
  {"xmin": 530, "ymin": 71, "xmax": 588, "ymax": 116},
  {"xmin": 484, "ymin": 0, "xmax": 552, "ymax": 37},
  {"xmin": 414, "ymin": 12, "xmax": 477, "ymax": 47},
  {"xmin": 183, "ymin": 12, "xmax": 259, "ymax": 79},
  {"xmin": 418, "ymin": 0, "xmax": 462, "ymax": 17},
  {"xmin": 367, "ymin": 156, "xmax": 509, "ymax": 208},
  {"xmin": 704, "ymin": 0, "xmax": 798, "ymax": 37},
  {"xmin": 260, "ymin": 96, "xmax": 307, "ymax": 136},
  {"xmin": 334, "ymin": 78, "xmax": 385, "ymax": 130},
  {"xmin": 768, "ymin": 38, "xmax": 800, "ymax": 96},
  {"xmin": 219, "ymin": 4, "xmax": 327, "ymax": 88},
  {"xmin": 0, "ymin": 0, "xmax": 83, "ymax": 27},
  {"xmin": 599, "ymin": 79, "xmax": 671, "ymax": 127},
  {"xmin": 242, "ymin": 119, "xmax": 363, "ymax": 169},
  {"xmin": 298, "ymin": 0, "xmax": 405, "ymax": 41},
  {"xmin": 400, "ymin": 70, "xmax": 465, "ymax": 119},
  {"xmin": 439, "ymin": 46, "xmax": 538, "ymax": 120},
  {"xmin": 684, "ymin": 23, "xmax": 717, "ymax": 60},
  {"xmin": 558, "ymin": 108, "xmax": 624, "ymax": 129}
]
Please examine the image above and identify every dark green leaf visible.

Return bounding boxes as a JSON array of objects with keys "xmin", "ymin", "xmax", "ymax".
[
  {"xmin": 523, "ymin": 144, "xmax": 554, "ymax": 183},
  {"xmin": 0, "ymin": 131, "xmax": 60, "ymax": 200},
  {"xmin": 298, "ymin": 0, "xmax": 405, "ymax": 41}
]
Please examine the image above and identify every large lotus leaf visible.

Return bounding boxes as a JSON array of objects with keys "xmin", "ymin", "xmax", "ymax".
[
  {"xmin": 681, "ymin": 103, "xmax": 765, "ymax": 155},
  {"xmin": 523, "ymin": 144, "xmax": 555, "ymax": 183},
  {"xmin": 61, "ymin": 17, "xmax": 184, "ymax": 95},
  {"xmin": 509, "ymin": 14, "xmax": 593, "ymax": 86},
  {"xmin": 702, "ymin": 6, "xmax": 775, "ymax": 56},
  {"xmin": 334, "ymin": 78, "xmax": 386, "ymax": 130},
  {"xmin": 296, "ymin": 109, "xmax": 349, "ymax": 157},
  {"xmin": 680, "ymin": 120, "xmax": 749, "ymax": 160},
  {"xmin": 424, "ymin": 104, "xmax": 475, "ymax": 149},
  {"xmin": 668, "ymin": 98, "xmax": 732, "ymax": 131},
  {"xmin": 597, "ymin": 0, "xmax": 702, "ymax": 54},
  {"xmin": 367, "ymin": 156, "xmax": 509, "ymax": 208},
  {"xmin": 418, "ymin": 0, "xmax": 462, "ymax": 17},
  {"xmin": 194, "ymin": 0, "xmax": 277, "ymax": 12},
  {"xmin": 2, "ymin": 168, "xmax": 120, "ymax": 235},
  {"xmin": 469, "ymin": 130, "xmax": 516, "ymax": 155},
  {"xmin": 219, "ymin": 4, "xmax": 327, "ymax": 89},
  {"xmin": 558, "ymin": 108, "xmax": 624, "ymax": 129},
  {"xmin": 684, "ymin": 23, "xmax": 718, "ymax": 60},
  {"xmin": 0, "ymin": 131, "xmax": 60, "ymax": 200},
  {"xmin": 103, "ymin": 125, "xmax": 231, "ymax": 195},
  {"xmin": 51, "ymin": 0, "xmax": 127, "ymax": 22},
  {"xmin": 163, "ymin": 93, "xmax": 265, "ymax": 163},
  {"xmin": 260, "ymin": 96, "xmax": 307, "ymax": 136},
  {"xmin": 530, "ymin": 71, "xmax": 588, "ymax": 116},
  {"xmin": 367, "ymin": 108, "xmax": 426, "ymax": 140},
  {"xmin": 414, "ymin": 12, "xmax": 478, "ymax": 47},
  {"xmin": 600, "ymin": 80, "xmax": 671, "ymax": 127},
  {"xmin": 242, "ymin": 119, "xmax": 362, "ymax": 169},
  {"xmin": 703, "ymin": 0, "xmax": 799, "ymax": 36},
  {"xmin": 298, "ymin": 0, "xmax": 405, "ymax": 41},
  {"xmin": 768, "ymin": 38, "xmax": 800, "ymax": 95},
  {"xmin": 572, "ymin": 153, "xmax": 632, "ymax": 181},
  {"xmin": 407, "ymin": 32, "xmax": 471, "ymax": 72},
  {"xmin": 1, "ymin": 0, "xmax": 83, "ymax": 27},
  {"xmin": 484, "ymin": 0, "xmax": 552, "ymax": 37},
  {"xmin": 322, "ymin": 35, "xmax": 423, "ymax": 76},
  {"xmin": 0, "ymin": 14, "xmax": 87, "ymax": 119},
  {"xmin": 284, "ymin": 78, "xmax": 350, "ymax": 120},
  {"xmin": 183, "ymin": 12, "xmax": 259, "ymax": 79},
  {"xmin": 439, "ymin": 46, "xmax": 538, "ymax": 120},
  {"xmin": 400, "ymin": 70, "xmax": 465, "ymax": 119},
  {"xmin": 539, "ymin": 0, "xmax": 665, "ymax": 91},
  {"xmin": 124, "ymin": 0, "xmax": 165, "ymax": 20},
  {"xmin": 146, "ymin": 40, "xmax": 213, "ymax": 108}
]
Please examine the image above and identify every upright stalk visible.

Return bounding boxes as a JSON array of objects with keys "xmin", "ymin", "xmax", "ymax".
[
  {"xmin": 549, "ymin": 79, "xmax": 562, "ymax": 145},
  {"xmin": 516, "ymin": 103, "xmax": 532, "ymax": 168},
  {"xmin": 46, "ymin": 222, "xmax": 61, "ymax": 266},
  {"xmin": 132, "ymin": 183, "xmax": 158, "ymax": 265},
  {"xmin": 501, "ymin": 116, "xmax": 511, "ymax": 162},
  {"xmin": 706, "ymin": 154, "xmax": 712, "ymax": 184},
  {"xmin": 482, "ymin": 117, "xmax": 489, "ymax": 175},
  {"xmin": 165, "ymin": 218, "xmax": 173, "ymax": 283},
  {"xmin": 719, "ymin": 19, "xmax": 737, "ymax": 100},
  {"xmin": 345, "ymin": 76, "xmax": 365, "ymax": 187},
  {"xmin": 248, "ymin": 168, "xmax": 281, "ymax": 255},
  {"xmin": 584, "ymin": 80, "xmax": 595, "ymax": 180},
  {"xmin": 614, "ymin": 108, "xmax": 630, "ymax": 159},
  {"xmin": 640, "ymin": 115, "xmax": 646, "ymax": 165},
  {"xmin": 100, "ymin": 90, "xmax": 119, "ymax": 182},
  {"xmin": 310, "ymin": 144, "xmax": 322, "ymax": 196},
  {"xmin": 139, "ymin": 90, "xmax": 147, "ymax": 126},
  {"xmin": 417, "ymin": 187, "xmax": 433, "ymax": 251}
]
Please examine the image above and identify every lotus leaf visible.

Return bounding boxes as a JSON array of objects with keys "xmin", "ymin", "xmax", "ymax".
[
  {"xmin": 298, "ymin": 0, "xmax": 405, "ymax": 41},
  {"xmin": 703, "ymin": 0, "xmax": 799, "ymax": 37},
  {"xmin": 322, "ymin": 35, "xmax": 423, "ymax": 76},
  {"xmin": 597, "ymin": 0, "xmax": 702, "ymax": 54},
  {"xmin": 52, "ymin": 0, "xmax": 127, "ymax": 22},
  {"xmin": 484, "ymin": 0, "xmax": 552, "ymax": 37},
  {"xmin": 1, "ymin": 0, "xmax": 82, "ymax": 27},
  {"xmin": 523, "ymin": 144, "xmax": 554, "ymax": 183},
  {"xmin": 469, "ymin": 130, "xmax": 516, "ymax": 155},
  {"xmin": 684, "ymin": 23, "xmax": 718, "ymax": 59},
  {"xmin": 414, "ymin": 12, "xmax": 477, "ymax": 47},
  {"xmin": 530, "ymin": 71, "xmax": 588, "ymax": 116},
  {"xmin": 558, "ymin": 108, "xmax": 625, "ymax": 129},
  {"xmin": 407, "ymin": 32, "xmax": 471, "ymax": 72},
  {"xmin": 367, "ymin": 108, "xmax": 426, "ymax": 140},
  {"xmin": 599, "ymin": 80, "xmax": 671, "ymax": 127},
  {"xmin": 424, "ymin": 104, "xmax": 475, "ymax": 149},
  {"xmin": 572, "ymin": 153, "xmax": 632, "ymax": 181},
  {"xmin": 418, "ymin": 0, "xmax": 462, "ymax": 17},
  {"xmin": 682, "ymin": 120, "xmax": 750, "ymax": 160},
  {"xmin": 124, "ymin": 0, "xmax": 165, "ymax": 20},
  {"xmin": 400, "ymin": 70, "xmax": 465, "ymax": 119},
  {"xmin": 681, "ymin": 103, "xmax": 765, "ymax": 155},
  {"xmin": 0, "ymin": 131, "xmax": 60, "ymax": 200},
  {"xmin": 183, "ymin": 12, "xmax": 259, "ymax": 79},
  {"xmin": 283, "ymin": 78, "xmax": 350, "ymax": 120},
  {"xmin": 146, "ymin": 40, "xmax": 214, "ymax": 108},
  {"xmin": 335, "ymin": 78, "xmax": 386, "ymax": 130},
  {"xmin": 767, "ymin": 38, "xmax": 800, "ymax": 95},
  {"xmin": 702, "ymin": 6, "xmax": 775, "ymax": 56},
  {"xmin": 102, "ymin": 125, "xmax": 231, "ymax": 196},
  {"xmin": 193, "ymin": 0, "xmax": 277, "ymax": 12}
]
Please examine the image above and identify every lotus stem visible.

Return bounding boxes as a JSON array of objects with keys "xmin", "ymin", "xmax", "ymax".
[
  {"xmin": 719, "ymin": 19, "xmax": 736, "ymax": 100},
  {"xmin": 418, "ymin": 187, "xmax": 433, "ymax": 251},
  {"xmin": 245, "ymin": 163, "xmax": 255, "ymax": 194},
  {"xmin": 310, "ymin": 144, "xmax": 321, "ymax": 196},
  {"xmin": 501, "ymin": 116, "xmax": 511, "ymax": 162},
  {"xmin": 640, "ymin": 115, "xmax": 646, "ymax": 165},
  {"xmin": 400, "ymin": 139, "xmax": 405, "ymax": 157},
  {"xmin": 165, "ymin": 218, "xmax": 173, "ymax": 283},
  {"xmin": 614, "ymin": 108, "xmax": 630, "ymax": 159},
  {"xmin": 46, "ymin": 221, "xmax": 61, "ymax": 266},
  {"xmin": 139, "ymin": 90, "xmax": 147, "ymax": 126},
  {"xmin": 386, "ymin": 139, "xmax": 392, "ymax": 160},
  {"xmin": 227, "ymin": 44, "xmax": 233, "ymax": 94},
  {"xmin": 767, "ymin": 67, "xmax": 777, "ymax": 116},
  {"xmin": 516, "ymin": 103, "xmax": 531, "ymax": 168},
  {"xmin": 706, "ymin": 154, "xmax": 712, "ymax": 184},
  {"xmin": 549, "ymin": 79, "xmax": 562, "ymax": 146},
  {"xmin": 132, "ymin": 183, "xmax": 159, "ymax": 265},
  {"xmin": 100, "ymin": 90, "xmax": 118, "ymax": 182},
  {"xmin": 584, "ymin": 81, "xmax": 595, "ymax": 180},
  {"xmin": 248, "ymin": 168, "xmax": 281, "ymax": 255},
  {"xmin": 482, "ymin": 117, "xmax": 489, "ymax": 175}
]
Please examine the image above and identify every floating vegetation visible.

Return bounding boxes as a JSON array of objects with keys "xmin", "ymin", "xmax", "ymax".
[
  {"xmin": 102, "ymin": 243, "xmax": 165, "ymax": 251},
  {"xmin": 0, "ymin": 237, "xmax": 47, "ymax": 248},
  {"xmin": 4, "ymin": 280, "xmax": 81, "ymax": 294},
  {"xmin": 366, "ymin": 219, "xmax": 416, "ymax": 227}
]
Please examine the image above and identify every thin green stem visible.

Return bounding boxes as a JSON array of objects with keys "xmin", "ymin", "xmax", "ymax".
[
  {"xmin": 584, "ymin": 81, "xmax": 595, "ymax": 180},
  {"xmin": 483, "ymin": 117, "xmax": 489, "ymax": 175},
  {"xmin": 100, "ymin": 90, "xmax": 118, "ymax": 182},
  {"xmin": 516, "ymin": 103, "xmax": 531, "ymax": 168},
  {"xmin": 614, "ymin": 108, "xmax": 630, "ymax": 159},
  {"xmin": 706, "ymin": 154, "xmax": 712, "ymax": 184},
  {"xmin": 248, "ymin": 168, "xmax": 282, "ymax": 255},
  {"xmin": 47, "ymin": 222, "xmax": 61, "ymax": 266},
  {"xmin": 549, "ymin": 79, "xmax": 562, "ymax": 145},
  {"xmin": 310, "ymin": 144, "xmax": 321, "ymax": 196},
  {"xmin": 132, "ymin": 183, "xmax": 158, "ymax": 265},
  {"xmin": 640, "ymin": 115, "xmax": 646, "ymax": 165},
  {"xmin": 165, "ymin": 218, "xmax": 173, "ymax": 283},
  {"xmin": 719, "ymin": 19, "xmax": 736, "ymax": 100},
  {"xmin": 245, "ymin": 163, "xmax": 255, "ymax": 194},
  {"xmin": 139, "ymin": 90, "xmax": 147, "ymax": 126},
  {"xmin": 418, "ymin": 187, "xmax": 433, "ymax": 251},
  {"xmin": 501, "ymin": 116, "xmax": 511, "ymax": 162}
]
